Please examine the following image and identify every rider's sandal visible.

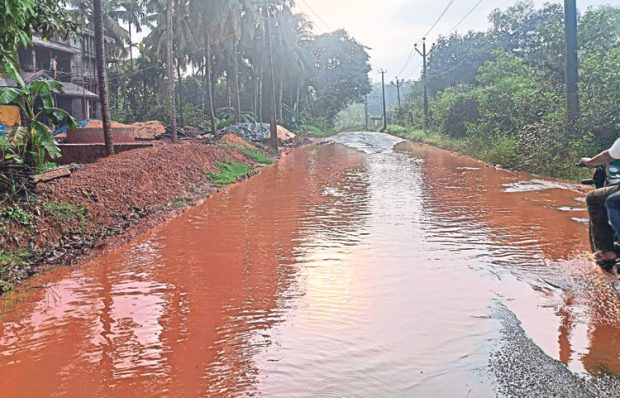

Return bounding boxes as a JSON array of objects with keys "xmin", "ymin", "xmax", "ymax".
[{"xmin": 597, "ymin": 259, "xmax": 618, "ymax": 273}]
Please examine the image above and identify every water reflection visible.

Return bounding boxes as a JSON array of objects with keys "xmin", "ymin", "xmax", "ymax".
[
  {"xmin": 396, "ymin": 140, "xmax": 620, "ymax": 380},
  {"xmin": 0, "ymin": 143, "xmax": 371, "ymax": 397},
  {"xmin": 2, "ymin": 135, "xmax": 620, "ymax": 397}
]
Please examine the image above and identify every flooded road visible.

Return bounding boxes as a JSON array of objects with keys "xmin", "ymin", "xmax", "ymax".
[{"xmin": 2, "ymin": 132, "xmax": 620, "ymax": 397}]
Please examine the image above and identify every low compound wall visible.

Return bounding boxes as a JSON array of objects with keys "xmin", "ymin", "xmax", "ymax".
[
  {"xmin": 58, "ymin": 143, "xmax": 153, "ymax": 164},
  {"xmin": 65, "ymin": 127, "xmax": 137, "ymax": 144}
]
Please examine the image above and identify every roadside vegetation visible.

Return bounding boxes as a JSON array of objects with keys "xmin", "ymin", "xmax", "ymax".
[
  {"xmin": 0, "ymin": 0, "xmax": 373, "ymax": 291},
  {"xmin": 0, "ymin": 197, "xmax": 91, "ymax": 292},
  {"xmin": 343, "ymin": 2, "xmax": 620, "ymax": 180},
  {"xmin": 67, "ymin": 0, "xmax": 371, "ymax": 139},
  {"xmin": 209, "ymin": 162, "xmax": 255, "ymax": 186},
  {"xmin": 219, "ymin": 144, "xmax": 273, "ymax": 165}
]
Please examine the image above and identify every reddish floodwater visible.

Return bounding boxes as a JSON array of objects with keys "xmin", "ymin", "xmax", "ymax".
[{"xmin": 1, "ymin": 132, "xmax": 619, "ymax": 397}]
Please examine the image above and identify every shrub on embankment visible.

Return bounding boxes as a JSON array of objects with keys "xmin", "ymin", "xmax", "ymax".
[
  {"xmin": 389, "ymin": 126, "xmax": 594, "ymax": 180},
  {"xmin": 0, "ymin": 140, "xmax": 271, "ymax": 293},
  {"xmin": 385, "ymin": 3, "xmax": 620, "ymax": 181}
]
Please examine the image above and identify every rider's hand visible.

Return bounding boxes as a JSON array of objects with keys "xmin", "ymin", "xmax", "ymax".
[{"xmin": 580, "ymin": 157, "xmax": 594, "ymax": 168}]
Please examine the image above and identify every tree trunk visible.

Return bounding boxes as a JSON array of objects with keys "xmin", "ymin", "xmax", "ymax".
[
  {"xmin": 227, "ymin": 71, "xmax": 232, "ymax": 111},
  {"xmin": 205, "ymin": 35, "xmax": 218, "ymax": 135},
  {"xmin": 296, "ymin": 82, "xmax": 301, "ymax": 121},
  {"xmin": 165, "ymin": 0, "xmax": 177, "ymax": 142},
  {"xmin": 258, "ymin": 74, "xmax": 263, "ymax": 122},
  {"xmin": 176, "ymin": 60, "xmax": 185, "ymax": 128},
  {"xmin": 233, "ymin": 40, "xmax": 242, "ymax": 124},
  {"xmin": 93, "ymin": 0, "xmax": 114, "ymax": 156},
  {"xmin": 278, "ymin": 71, "xmax": 283, "ymax": 121},
  {"xmin": 128, "ymin": 21, "xmax": 133, "ymax": 70},
  {"xmin": 201, "ymin": 61, "xmax": 206, "ymax": 116},
  {"xmin": 143, "ymin": 73, "xmax": 148, "ymax": 116}
]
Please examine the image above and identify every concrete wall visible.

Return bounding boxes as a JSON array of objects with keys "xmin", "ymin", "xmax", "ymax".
[
  {"xmin": 65, "ymin": 127, "xmax": 137, "ymax": 144},
  {"xmin": 57, "ymin": 143, "xmax": 153, "ymax": 165}
]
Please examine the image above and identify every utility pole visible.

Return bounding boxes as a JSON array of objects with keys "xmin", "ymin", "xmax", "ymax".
[
  {"xmin": 263, "ymin": 1, "xmax": 278, "ymax": 150},
  {"xmin": 391, "ymin": 78, "xmax": 403, "ymax": 107},
  {"xmin": 564, "ymin": 0, "xmax": 579, "ymax": 129},
  {"xmin": 364, "ymin": 95, "xmax": 369, "ymax": 131},
  {"xmin": 380, "ymin": 69, "xmax": 388, "ymax": 132},
  {"xmin": 415, "ymin": 38, "xmax": 431, "ymax": 128}
]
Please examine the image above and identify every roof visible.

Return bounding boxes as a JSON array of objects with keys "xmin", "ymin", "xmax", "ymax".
[
  {"xmin": 58, "ymin": 81, "xmax": 98, "ymax": 99},
  {"xmin": 32, "ymin": 37, "xmax": 81, "ymax": 54},
  {"xmin": 0, "ymin": 71, "xmax": 98, "ymax": 99}
]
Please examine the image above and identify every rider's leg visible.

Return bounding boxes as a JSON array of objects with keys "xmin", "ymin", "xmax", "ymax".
[
  {"xmin": 587, "ymin": 185, "xmax": 620, "ymax": 259},
  {"xmin": 605, "ymin": 190, "xmax": 620, "ymax": 236}
]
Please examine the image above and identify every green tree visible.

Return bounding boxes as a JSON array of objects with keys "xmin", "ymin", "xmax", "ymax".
[
  {"xmin": 427, "ymin": 32, "xmax": 495, "ymax": 95},
  {"xmin": 579, "ymin": 47, "xmax": 620, "ymax": 146},
  {"xmin": 112, "ymin": 0, "xmax": 147, "ymax": 68},
  {"xmin": 308, "ymin": 30, "xmax": 372, "ymax": 125},
  {"xmin": 489, "ymin": 1, "xmax": 565, "ymax": 80},
  {"xmin": 0, "ymin": 0, "xmax": 78, "ymax": 75}
]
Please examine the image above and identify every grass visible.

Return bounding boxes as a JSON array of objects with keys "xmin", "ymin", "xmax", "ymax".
[
  {"xmin": 220, "ymin": 143, "xmax": 273, "ymax": 164},
  {"xmin": 389, "ymin": 127, "xmax": 470, "ymax": 153},
  {"xmin": 238, "ymin": 146, "xmax": 273, "ymax": 164},
  {"xmin": 209, "ymin": 162, "xmax": 254, "ymax": 186},
  {"xmin": 42, "ymin": 201, "xmax": 88, "ymax": 223},
  {"xmin": 0, "ymin": 249, "xmax": 31, "ymax": 294},
  {"xmin": 387, "ymin": 127, "xmax": 589, "ymax": 180},
  {"xmin": 299, "ymin": 124, "xmax": 338, "ymax": 138},
  {"xmin": 171, "ymin": 197, "xmax": 190, "ymax": 208},
  {"xmin": 0, "ymin": 198, "xmax": 93, "ymax": 294}
]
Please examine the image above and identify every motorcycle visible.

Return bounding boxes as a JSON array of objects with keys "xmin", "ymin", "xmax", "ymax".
[{"xmin": 580, "ymin": 162, "xmax": 620, "ymax": 273}]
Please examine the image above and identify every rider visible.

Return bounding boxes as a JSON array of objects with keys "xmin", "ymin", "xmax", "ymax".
[{"xmin": 581, "ymin": 138, "xmax": 620, "ymax": 262}]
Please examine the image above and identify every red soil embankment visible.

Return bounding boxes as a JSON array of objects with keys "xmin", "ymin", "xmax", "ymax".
[
  {"xmin": 38, "ymin": 141, "xmax": 251, "ymax": 245},
  {"xmin": 0, "ymin": 136, "xmax": 278, "ymax": 289}
]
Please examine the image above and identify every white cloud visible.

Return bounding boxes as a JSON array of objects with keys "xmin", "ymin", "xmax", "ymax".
[{"xmin": 295, "ymin": 0, "xmax": 614, "ymax": 82}]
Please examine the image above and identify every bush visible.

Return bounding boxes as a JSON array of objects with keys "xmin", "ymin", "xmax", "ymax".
[
  {"xmin": 432, "ymin": 84, "xmax": 480, "ymax": 138},
  {"xmin": 386, "ymin": 125, "xmax": 409, "ymax": 135},
  {"xmin": 579, "ymin": 48, "xmax": 620, "ymax": 147}
]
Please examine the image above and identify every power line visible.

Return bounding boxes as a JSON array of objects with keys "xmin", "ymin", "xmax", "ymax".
[
  {"xmin": 446, "ymin": 0, "xmax": 484, "ymax": 35},
  {"xmin": 401, "ymin": 0, "xmax": 485, "ymax": 81},
  {"xmin": 421, "ymin": 0, "xmax": 456, "ymax": 39},
  {"xmin": 427, "ymin": 54, "xmax": 471, "ymax": 79},
  {"xmin": 298, "ymin": 0, "xmax": 332, "ymax": 32},
  {"xmin": 396, "ymin": 0, "xmax": 457, "ymax": 77}
]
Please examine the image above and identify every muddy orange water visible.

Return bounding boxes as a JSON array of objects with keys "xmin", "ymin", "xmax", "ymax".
[{"xmin": 2, "ymin": 132, "xmax": 620, "ymax": 397}]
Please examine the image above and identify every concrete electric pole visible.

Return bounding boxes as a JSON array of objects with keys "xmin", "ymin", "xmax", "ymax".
[
  {"xmin": 390, "ymin": 78, "xmax": 403, "ymax": 108},
  {"xmin": 364, "ymin": 95, "xmax": 369, "ymax": 131},
  {"xmin": 564, "ymin": 0, "xmax": 580, "ymax": 129},
  {"xmin": 415, "ymin": 38, "xmax": 431, "ymax": 128},
  {"xmin": 380, "ymin": 69, "xmax": 388, "ymax": 132}
]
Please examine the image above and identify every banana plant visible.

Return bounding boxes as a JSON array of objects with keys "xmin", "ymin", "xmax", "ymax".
[{"xmin": 0, "ymin": 74, "xmax": 77, "ymax": 169}]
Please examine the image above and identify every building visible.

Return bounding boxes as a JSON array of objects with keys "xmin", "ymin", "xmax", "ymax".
[{"xmin": 3, "ymin": 29, "xmax": 106, "ymax": 122}]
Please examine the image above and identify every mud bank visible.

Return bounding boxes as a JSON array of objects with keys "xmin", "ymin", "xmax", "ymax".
[{"xmin": 0, "ymin": 137, "xmax": 277, "ymax": 291}]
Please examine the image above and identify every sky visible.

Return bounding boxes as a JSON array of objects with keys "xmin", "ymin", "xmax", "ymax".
[{"xmin": 293, "ymin": 0, "xmax": 614, "ymax": 82}]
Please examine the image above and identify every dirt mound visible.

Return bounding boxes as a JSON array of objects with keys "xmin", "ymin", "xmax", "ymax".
[
  {"xmin": 219, "ymin": 133, "xmax": 255, "ymax": 148},
  {"xmin": 130, "ymin": 120, "xmax": 167, "ymax": 139},
  {"xmin": 37, "ymin": 141, "xmax": 251, "ymax": 242},
  {"xmin": 84, "ymin": 119, "xmax": 129, "ymax": 129},
  {"xmin": 277, "ymin": 125, "xmax": 296, "ymax": 141}
]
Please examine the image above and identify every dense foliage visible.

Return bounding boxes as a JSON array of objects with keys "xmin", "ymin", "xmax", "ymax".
[
  {"xmin": 392, "ymin": 1, "xmax": 620, "ymax": 178},
  {"xmin": 85, "ymin": 0, "xmax": 372, "ymax": 132}
]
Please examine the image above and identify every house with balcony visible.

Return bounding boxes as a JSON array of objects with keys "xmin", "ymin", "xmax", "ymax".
[{"xmin": 1, "ymin": 29, "xmax": 106, "ymax": 125}]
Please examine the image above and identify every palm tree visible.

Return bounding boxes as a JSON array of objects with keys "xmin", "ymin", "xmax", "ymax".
[
  {"xmin": 165, "ymin": 0, "xmax": 177, "ymax": 142},
  {"xmin": 70, "ymin": 0, "xmax": 130, "ymax": 57},
  {"xmin": 112, "ymin": 0, "xmax": 146, "ymax": 69},
  {"xmin": 93, "ymin": 0, "xmax": 115, "ymax": 156},
  {"xmin": 190, "ymin": 0, "xmax": 240, "ymax": 134}
]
